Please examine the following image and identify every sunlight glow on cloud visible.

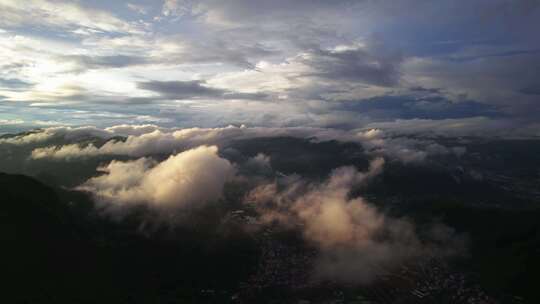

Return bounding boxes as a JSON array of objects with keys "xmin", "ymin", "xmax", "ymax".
[
  {"xmin": 0, "ymin": 0, "xmax": 538, "ymax": 134},
  {"xmin": 246, "ymin": 157, "xmax": 465, "ymax": 282},
  {"xmin": 77, "ymin": 145, "xmax": 235, "ymax": 211}
]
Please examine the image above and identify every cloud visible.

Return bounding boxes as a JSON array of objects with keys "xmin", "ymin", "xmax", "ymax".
[
  {"xmin": 0, "ymin": 126, "xmax": 111, "ymax": 145},
  {"xmin": 77, "ymin": 145, "xmax": 235, "ymax": 214},
  {"xmin": 180, "ymin": 0, "xmax": 362, "ymax": 27},
  {"xmin": 28, "ymin": 125, "xmax": 356, "ymax": 159},
  {"xmin": 138, "ymin": 80, "xmax": 225, "ymax": 98},
  {"xmin": 0, "ymin": 0, "xmax": 539, "ymax": 130},
  {"xmin": 401, "ymin": 53, "xmax": 540, "ymax": 118},
  {"xmin": 245, "ymin": 153, "xmax": 271, "ymax": 169},
  {"xmin": 0, "ymin": 0, "xmax": 141, "ymax": 34},
  {"xmin": 0, "ymin": 125, "xmax": 166, "ymax": 146},
  {"xmin": 246, "ymin": 157, "xmax": 465, "ymax": 283},
  {"xmin": 207, "ymin": 43, "xmax": 401, "ymax": 102},
  {"xmin": 30, "ymin": 143, "xmax": 101, "ymax": 160},
  {"xmin": 246, "ymin": 158, "xmax": 386, "ymax": 230},
  {"xmin": 338, "ymin": 94, "xmax": 501, "ymax": 120},
  {"xmin": 21, "ymin": 124, "xmax": 469, "ymax": 163},
  {"xmin": 240, "ymin": 153, "xmax": 273, "ymax": 176},
  {"xmin": 88, "ymin": 33, "xmax": 278, "ymax": 69},
  {"xmin": 126, "ymin": 3, "xmax": 149, "ymax": 15},
  {"xmin": 302, "ymin": 45, "xmax": 403, "ymax": 87},
  {"xmin": 162, "ymin": 0, "xmax": 200, "ymax": 17},
  {"xmin": 356, "ymin": 128, "xmax": 467, "ymax": 163},
  {"xmin": 364, "ymin": 117, "xmax": 540, "ymax": 138},
  {"xmin": 138, "ymin": 80, "xmax": 267, "ymax": 100},
  {"xmin": 104, "ymin": 124, "xmax": 165, "ymax": 136},
  {"xmin": 0, "ymin": 77, "xmax": 32, "ymax": 89},
  {"xmin": 0, "ymin": 118, "xmax": 24, "ymax": 125},
  {"xmin": 519, "ymin": 84, "xmax": 540, "ymax": 96},
  {"xmin": 61, "ymin": 54, "xmax": 150, "ymax": 70}
]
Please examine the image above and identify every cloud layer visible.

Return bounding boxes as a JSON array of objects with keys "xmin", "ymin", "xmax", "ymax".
[
  {"xmin": 22, "ymin": 124, "xmax": 468, "ymax": 164},
  {"xmin": 0, "ymin": 1, "xmax": 538, "ymax": 134}
]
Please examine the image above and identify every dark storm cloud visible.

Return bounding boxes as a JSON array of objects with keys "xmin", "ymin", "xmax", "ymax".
[
  {"xmin": 301, "ymin": 46, "xmax": 403, "ymax": 87},
  {"xmin": 409, "ymin": 86, "xmax": 442, "ymax": 94},
  {"xmin": 138, "ymin": 80, "xmax": 268, "ymax": 100},
  {"xmin": 338, "ymin": 95, "xmax": 502, "ymax": 120},
  {"xmin": 363, "ymin": 0, "xmax": 540, "ymax": 56},
  {"xmin": 445, "ymin": 49, "xmax": 540, "ymax": 62},
  {"xmin": 519, "ymin": 85, "xmax": 540, "ymax": 96},
  {"xmin": 139, "ymin": 80, "xmax": 225, "ymax": 98}
]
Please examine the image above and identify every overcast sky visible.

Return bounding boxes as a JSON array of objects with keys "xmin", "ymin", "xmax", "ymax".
[{"xmin": 0, "ymin": 0, "xmax": 539, "ymax": 136}]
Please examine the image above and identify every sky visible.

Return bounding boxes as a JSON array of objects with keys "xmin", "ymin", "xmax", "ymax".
[{"xmin": 0, "ymin": 0, "xmax": 539, "ymax": 136}]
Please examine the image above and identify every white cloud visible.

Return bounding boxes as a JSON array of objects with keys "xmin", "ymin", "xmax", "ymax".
[
  {"xmin": 32, "ymin": 120, "xmax": 68, "ymax": 126},
  {"xmin": 0, "ymin": 126, "xmax": 111, "ymax": 145},
  {"xmin": 355, "ymin": 128, "xmax": 466, "ymax": 163},
  {"xmin": 162, "ymin": 0, "xmax": 182, "ymax": 16},
  {"xmin": 0, "ymin": 118, "xmax": 24, "ymax": 125},
  {"xmin": 0, "ymin": 125, "xmax": 165, "ymax": 146},
  {"xmin": 0, "ymin": 0, "xmax": 140, "ymax": 34},
  {"xmin": 126, "ymin": 3, "xmax": 148, "ymax": 15},
  {"xmin": 29, "ymin": 125, "xmax": 359, "ymax": 159},
  {"xmin": 245, "ymin": 153, "xmax": 271, "ymax": 170},
  {"xmin": 77, "ymin": 145, "xmax": 235, "ymax": 213},
  {"xmin": 104, "ymin": 124, "xmax": 166, "ymax": 136},
  {"xmin": 22, "ymin": 124, "xmax": 469, "ymax": 162}
]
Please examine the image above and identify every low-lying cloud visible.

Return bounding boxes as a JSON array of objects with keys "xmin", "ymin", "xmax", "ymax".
[
  {"xmin": 0, "ymin": 125, "xmax": 166, "ymax": 145},
  {"xmin": 24, "ymin": 125, "xmax": 465, "ymax": 164},
  {"xmin": 357, "ymin": 128, "xmax": 465, "ymax": 163},
  {"xmin": 77, "ymin": 145, "xmax": 235, "ymax": 214},
  {"xmin": 246, "ymin": 157, "xmax": 465, "ymax": 283},
  {"xmin": 0, "ymin": 126, "xmax": 110, "ymax": 145},
  {"xmin": 29, "ymin": 125, "xmax": 358, "ymax": 159}
]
